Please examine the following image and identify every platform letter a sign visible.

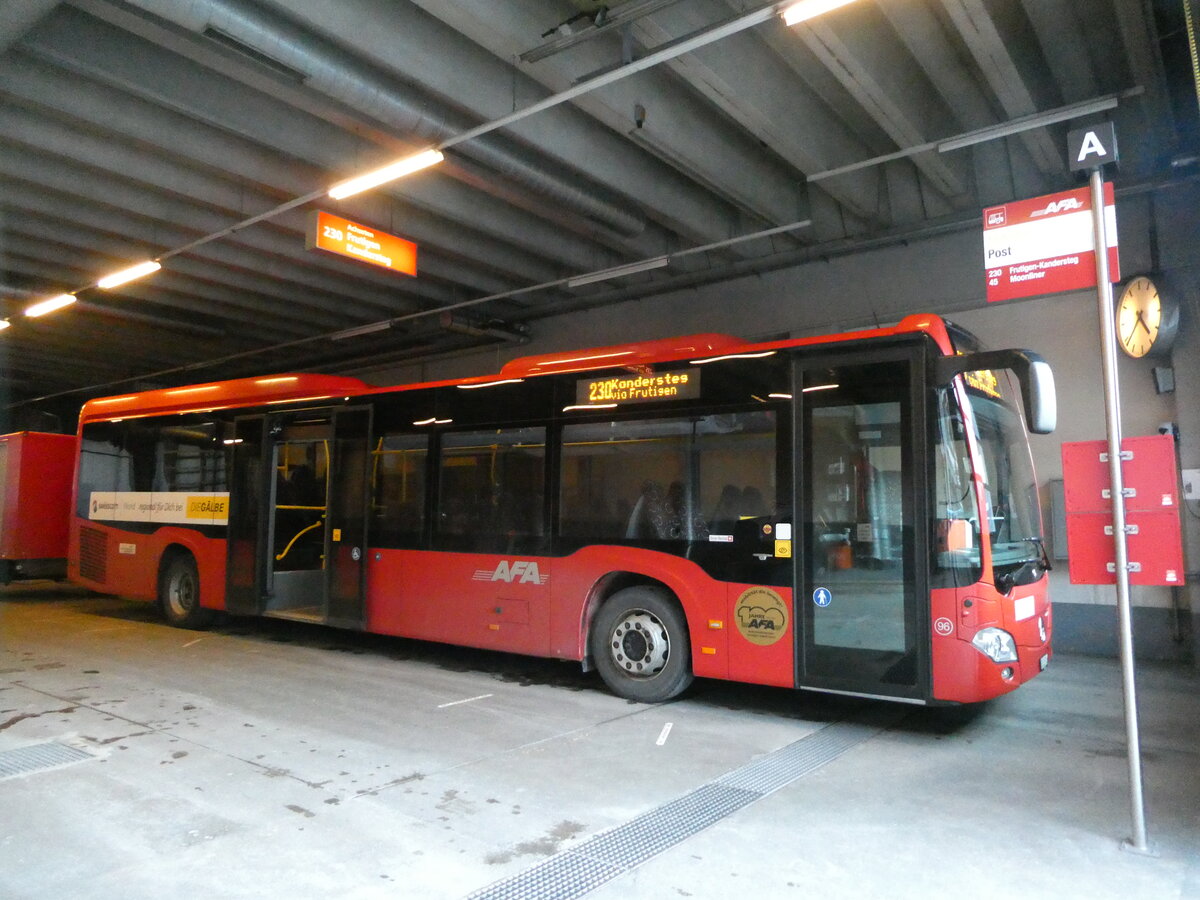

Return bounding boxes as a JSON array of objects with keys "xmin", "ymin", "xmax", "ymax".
[
  {"xmin": 1076, "ymin": 132, "xmax": 1107, "ymax": 163},
  {"xmin": 1068, "ymin": 123, "xmax": 1118, "ymax": 172}
]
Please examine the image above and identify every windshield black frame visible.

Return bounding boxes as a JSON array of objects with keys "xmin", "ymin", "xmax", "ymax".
[{"xmin": 962, "ymin": 372, "xmax": 1046, "ymax": 588}]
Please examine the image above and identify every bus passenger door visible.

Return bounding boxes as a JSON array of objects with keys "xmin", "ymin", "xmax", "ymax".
[
  {"xmin": 226, "ymin": 415, "xmax": 268, "ymax": 615},
  {"xmin": 796, "ymin": 348, "xmax": 930, "ymax": 702},
  {"xmin": 325, "ymin": 407, "xmax": 371, "ymax": 629}
]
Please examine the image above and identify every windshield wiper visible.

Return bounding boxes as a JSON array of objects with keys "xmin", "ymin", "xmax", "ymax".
[
  {"xmin": 1022, "ymin": 536, "xmax": 1051, "ymax": 572},
  {"xmin": 995, "ymin": 537, "xmax": 1051, "ymax": 593}
]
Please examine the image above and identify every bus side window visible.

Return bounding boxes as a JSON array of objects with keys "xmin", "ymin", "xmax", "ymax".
[
  {"xmin": 77, "ymin": 423, "xmax": 134, "ymax": 518},
  {"xmin": 371, "ymin": 433, "xmax": 428, "ymax": 548},
  {"xmin": 559, "ymin": 412, "xmax": 777, "ymax": 543},
  {"xmin": 436, "ymin": 427, "xmax": 546, "ymax": 553}
]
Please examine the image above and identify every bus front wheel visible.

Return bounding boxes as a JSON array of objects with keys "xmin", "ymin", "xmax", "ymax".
[
  {"xmin": 159, "ymin": 554, "xmax": 215, "ymax": 630},
  {"xmin": 591, "ymin": 586, "xmax": 692, "ymax": 703}
]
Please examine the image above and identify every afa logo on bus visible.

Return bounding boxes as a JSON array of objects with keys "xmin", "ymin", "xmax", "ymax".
[
  {"xmin": 472, "ymin": 560, "xmax": 549, "ymax": 585},
  {"xmin": 734, "ymin": 587, "xmax": 789, "ymax": 646}
]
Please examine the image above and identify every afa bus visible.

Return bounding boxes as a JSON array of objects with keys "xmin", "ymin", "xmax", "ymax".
[{"xmin": 69, "ymin": 314, "xmax": 1056, "ymax": 705}]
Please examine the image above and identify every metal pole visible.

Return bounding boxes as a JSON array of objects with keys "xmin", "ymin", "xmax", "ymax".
[{"xmin": 1089, "ymin": 167, "xmax": 1151, "ymax": 854}]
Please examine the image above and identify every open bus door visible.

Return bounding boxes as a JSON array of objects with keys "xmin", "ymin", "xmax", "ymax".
[
  {"xmin": 795, "ymin": 344, "xmax": 931, "ymax": 703},
  {"xmin": 224, "ymin": 406, "xmax": 371, "ymax": 628}
]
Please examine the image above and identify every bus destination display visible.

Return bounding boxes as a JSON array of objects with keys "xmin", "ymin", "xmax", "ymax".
[{"xmin": 576, "ymin": 369, "xmax": 700, "ymax": 406}]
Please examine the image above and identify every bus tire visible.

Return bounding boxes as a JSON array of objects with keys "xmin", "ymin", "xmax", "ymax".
[
  {"xmin": 591, "ymin": 586, "xmax": 692, "ymax": 703},
  {"xmin": 159, "ymin": 553, "xmax": 214, "ymax": 630}
]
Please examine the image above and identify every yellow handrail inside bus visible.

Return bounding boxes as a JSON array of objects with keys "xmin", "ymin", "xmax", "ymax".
[{"xmin": 275, "ymin": 518, "xmax": 324, "ymax": 562}]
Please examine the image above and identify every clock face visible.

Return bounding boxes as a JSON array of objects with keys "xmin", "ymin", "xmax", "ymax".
[{"xmin": 1116, "ymin": 277, "xmax": 1165, "ymax": 358}]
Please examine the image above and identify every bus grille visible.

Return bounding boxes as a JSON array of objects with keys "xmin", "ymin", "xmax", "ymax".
[{"xmin": 78, "ymin": 527, "xmax": 107, "ymax": 583}]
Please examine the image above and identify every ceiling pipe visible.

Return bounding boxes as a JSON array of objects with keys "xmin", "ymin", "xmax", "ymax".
[
  {"xmin": 120, "ymin": 0, "xmax": 646, "ymax": 238},
  {"xmin": 439, "ymin": 311, "xmax": 530, "ymax": 344}
]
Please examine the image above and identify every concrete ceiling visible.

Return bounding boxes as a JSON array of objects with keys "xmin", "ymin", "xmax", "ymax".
[{"xmin": 0, "ymin": 0, "xmax": 1196, "ymax": 413}]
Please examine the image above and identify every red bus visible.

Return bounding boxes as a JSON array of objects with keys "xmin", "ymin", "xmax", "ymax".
[{"xmin": 68, "ymin": 314, "xmax": 1055, "ymax": 705}]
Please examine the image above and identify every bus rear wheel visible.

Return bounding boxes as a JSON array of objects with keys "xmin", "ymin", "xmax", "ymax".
[
  {"xmin": 159, "ymin": 553, "xmax": 214, "ymax": 630},
  {"xmin": 591, "ymin": 586, "xmax": 692, "ymax": 703}
]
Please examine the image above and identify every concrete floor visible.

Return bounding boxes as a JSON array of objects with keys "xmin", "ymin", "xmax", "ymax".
[{"xmin": 1, "ymin": 583, "xmax": 1197, "ymax": 900}]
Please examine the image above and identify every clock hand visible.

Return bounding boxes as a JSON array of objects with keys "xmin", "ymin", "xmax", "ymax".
[{"xmin": 1134, "ymin": 311, "xmax": 1152, "ymax": 335}]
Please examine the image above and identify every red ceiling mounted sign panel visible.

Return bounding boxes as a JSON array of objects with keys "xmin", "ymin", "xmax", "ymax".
[{"xmin": 306, "ymin": 211, "xmax": 418, "ymax": 276}]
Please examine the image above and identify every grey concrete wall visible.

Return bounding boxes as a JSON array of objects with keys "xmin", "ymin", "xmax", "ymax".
[{"xmin": 361, "ymin": 181, "xmax": 1200, "ymax": 662}]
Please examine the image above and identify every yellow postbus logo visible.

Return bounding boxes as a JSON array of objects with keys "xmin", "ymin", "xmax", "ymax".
[{"xmin": 187, "ymin": 496, "xmax": 229, "ymax": 519}]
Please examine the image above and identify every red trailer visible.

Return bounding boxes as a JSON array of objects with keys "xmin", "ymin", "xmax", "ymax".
[{"xmin": 0, "ymin": 432, "xmax": 76, "ymax": 583}]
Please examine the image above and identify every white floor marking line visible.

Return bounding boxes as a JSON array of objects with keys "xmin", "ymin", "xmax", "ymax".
[
  {"xmin": 656, "ymin": 723, "xmax": 673, "ymax": 746},
  {"xmin": 438, "ymin": 693, "xmax": 494, "ymax": 709},
  {"xmin": 182, "ymin": 638, "xmax": 204, "ymax": 648}
]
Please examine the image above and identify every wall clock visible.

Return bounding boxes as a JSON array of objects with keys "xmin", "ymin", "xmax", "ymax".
[{"xmin": 1116, "ymin": 275, "xmax": 1179, "ymax": 359}]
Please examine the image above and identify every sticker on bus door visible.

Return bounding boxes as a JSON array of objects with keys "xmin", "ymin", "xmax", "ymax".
[{"xmin": 812, "ymin": 587, "xmax": 832, "ymax": 607}]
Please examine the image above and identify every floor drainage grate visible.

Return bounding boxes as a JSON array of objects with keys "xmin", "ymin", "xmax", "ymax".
[
  {"xmin": 467, "ymin": 706, "xmax": 904, "ymax": 900},
  {"xmin": 0, "ymin": 742, "xmax": 95, "ymax": 780}
]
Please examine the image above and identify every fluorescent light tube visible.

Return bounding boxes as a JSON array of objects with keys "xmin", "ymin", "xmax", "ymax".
[
  {"xmin": 97, "ymin": 260, "xmax": 161, "ymax": 289},
  {"xmin": 690, "ymin": 350, "xmax": 777, "ymax": 364},
  {"xmin": 331, "ymin": 321, "xmax": 391, "ymax": 340},
  {"xmin": 328, "ymin": 149, "xmax": 445, "ymax": 200},
  {"xmin": 25, "ymin": 293, "xmax": 76, "ymax": 317},
  {"xmin": 567, "ymin": 256, "xmax": 669, "ymax": 288},
  {"xmin": 457, "ymin": 379, "xmax": 525, "ymax": 390},
  {"xmin": 781, "ymin": 0, "xmax": 856, "ymax": 27},
  {"xmin": 0, "ymin": 320, "xmax": 9, "ymax": 332}
]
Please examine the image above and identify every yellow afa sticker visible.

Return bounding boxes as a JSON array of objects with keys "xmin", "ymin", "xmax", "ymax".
[
  {"xmin": 734, "ymin": 587, "xmax": 789, "ymax": 646},
  {"xmin": 775, "ymin": 540, "xmax": 792, "ymax": 558}
]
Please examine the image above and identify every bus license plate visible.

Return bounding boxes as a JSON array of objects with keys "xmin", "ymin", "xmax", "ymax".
[{"xmin": 1039, "ymin": 654, "xmax": 1049, "ymax": 671}]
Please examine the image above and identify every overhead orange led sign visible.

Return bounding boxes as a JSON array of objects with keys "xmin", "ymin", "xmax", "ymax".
[{"xmin": 306, "ymin": 211, "xmax": 418, "ymax": 276}]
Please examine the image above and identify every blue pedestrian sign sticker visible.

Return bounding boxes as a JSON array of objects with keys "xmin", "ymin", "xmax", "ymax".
[{"xmin": 813, "ymin": 587, "xmax": 832, "ymax": 607}]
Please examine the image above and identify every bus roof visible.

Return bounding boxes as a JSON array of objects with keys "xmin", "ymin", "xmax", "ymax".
[
  {"xmin": 80, "ymin": 314, "xmax": 953, "ymax": 423},
  {"xmin": 78, "ymin": 373, "xmax": 371, "ymax": 424}
]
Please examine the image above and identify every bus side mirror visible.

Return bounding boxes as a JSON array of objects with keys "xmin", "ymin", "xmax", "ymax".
[
  {"xmin": 1023, "ymin": 357, "xmax": 1056, "ymax": 434},
  {"xmin": 935, "ymin": 349, "xmax": 1057, "ymax": 435}
]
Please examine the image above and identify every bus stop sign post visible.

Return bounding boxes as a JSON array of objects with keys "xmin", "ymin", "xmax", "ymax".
[{"xmin": 1072, "ymin": 123, "xmax": 1153, "ymax": 855}]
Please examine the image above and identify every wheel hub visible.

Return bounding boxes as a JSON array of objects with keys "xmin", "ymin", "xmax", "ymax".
[
  {"xmin": 609, "ymin": 610, "xmax": 669, "ymax": 678},
  {"xmin": 169, "ymin": 572, "xmax": 195, "ymax": 615}
]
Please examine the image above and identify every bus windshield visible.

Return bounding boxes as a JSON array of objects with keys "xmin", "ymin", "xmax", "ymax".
[{"xmin": 966, "ymin": 373, "xmax": 1044, "ymax": 580}]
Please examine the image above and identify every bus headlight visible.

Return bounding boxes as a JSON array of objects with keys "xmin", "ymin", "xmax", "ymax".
[{"xmin": 972, "ymin": 627, "xmax": 1018, "ymax": 663}]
